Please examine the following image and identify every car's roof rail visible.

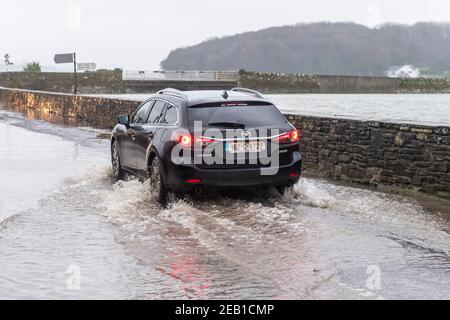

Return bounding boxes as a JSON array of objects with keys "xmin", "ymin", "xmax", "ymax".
[
  {"xmin": 231, "ymin": 87, "xmax": 264, "ymax": 99},
  {"xmin": 157, "ymin": 88, "xmax": 188, "ymax": 100}
]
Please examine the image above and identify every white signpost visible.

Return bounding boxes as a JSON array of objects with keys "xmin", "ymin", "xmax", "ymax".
[{"xmin": 77, "ymin": 63, "xmax": 97, "ymax": 71}]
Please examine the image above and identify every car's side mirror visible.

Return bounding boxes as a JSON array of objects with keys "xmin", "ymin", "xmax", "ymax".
[{"xmin": 117, "ymin": 114, "xmax": 130, "ymax": 127}]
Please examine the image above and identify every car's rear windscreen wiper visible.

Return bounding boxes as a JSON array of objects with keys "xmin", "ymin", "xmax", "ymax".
[{"xmin": 208, "ymin": 122, "xmax": 246, "ymax": 129}]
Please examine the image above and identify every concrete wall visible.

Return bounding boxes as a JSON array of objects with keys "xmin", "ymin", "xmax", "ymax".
[
  {"xmin": 316, "ymin": 75, "xmax": 400, "ymax": 93},
  {"xmin": 3, "ymin": 70, "xmax": 450, "ymax": 95},
  {"xmin": 1, "ymin": 87, "xmax": 449, "ymax": 197},
  {"xmin": 238, "ymin": 70, "xmax": 450, "ymax": 94}
]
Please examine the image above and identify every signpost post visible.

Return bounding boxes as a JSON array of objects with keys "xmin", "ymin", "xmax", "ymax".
[
  {"xmin": 73, "ymin": 53, "xmax": 77, "ymax": 95},
  {"xmin": 54, "ymin": 53, "xmax": 78, "ymax": 94}
]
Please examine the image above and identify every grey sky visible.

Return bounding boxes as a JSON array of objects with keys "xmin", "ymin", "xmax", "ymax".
[{"xmin": 2, "ymin": 0, "xmax": 450, "ymax": 70}]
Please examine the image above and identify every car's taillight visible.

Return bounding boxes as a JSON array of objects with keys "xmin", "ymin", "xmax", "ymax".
[
  {"xmin": 194, "ymin": 136, "xmax": 216, "ymax": 145},
  {"xmin": 185, "ymin": 179, "xmax": 202, "ymax": 184},
  {"xmin": 178, "ymin": 135, "xmax": 192, "ymax": 146},
  {"xmin": 175, "ymin": 134, "xmax": 215, "ymax": 147},
  {"xmin": 275, "ymin": 129, "xmax": 300, "ymax": 144}
]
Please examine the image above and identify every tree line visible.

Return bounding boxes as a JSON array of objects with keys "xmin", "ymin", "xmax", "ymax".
[{"xmin": 161, "ymin": 22, "xmax": 450, "ymax": 76}]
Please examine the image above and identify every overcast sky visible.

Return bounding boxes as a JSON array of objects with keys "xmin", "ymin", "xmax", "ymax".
[{"xmin": 1, "ymin": 0, "xmax": 450, "ymax": 70}]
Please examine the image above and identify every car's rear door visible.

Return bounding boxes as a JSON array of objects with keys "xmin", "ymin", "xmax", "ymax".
[
  {"xmin": 122, "ymin": 100, "xmax": 154, "ymax": 170},
  {"xmin": 134, "ymin": 99, "xmax": 168, "ymax": 173}
]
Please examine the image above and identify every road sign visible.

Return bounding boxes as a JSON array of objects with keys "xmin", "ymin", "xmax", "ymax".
[
  {"xmin": 54, "ymin": 53, "xmax": 74, "ymax": 64},
  {"xmin": 54, "ymin": 52, "xmax": 78, "ymax": 94},
  {"xmin": 77, "ymin": 63, "xmax": 96, "ymax": 71}
]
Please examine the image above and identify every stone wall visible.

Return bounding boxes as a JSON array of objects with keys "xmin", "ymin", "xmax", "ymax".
[
  {"xmin": 1, "ymin": 87, "xmax": 449, "ymax": 197},
  {"xmin": 288, "ymin": 114, "xmax": 450, "ymax": 197},
  {"xmin": 0, "ymin": 71, "xmax": 238, "ymax": 94},
  {"xmin": 0, "ymin": 87, "xmax": 139, "ymax": 128},
  {"xmin": 0, "ymin": 70, "xmax": 124, "ymax": 94},
  {"xmin": 238, "ymin": 70, "xmax": 321, "ymax": 93},
  {"xmin": 399, "ymin": 77, "xmax": 450, "ymax": 93}
]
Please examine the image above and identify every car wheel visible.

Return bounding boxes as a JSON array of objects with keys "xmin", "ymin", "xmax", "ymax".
[
  {"xmin": 149, "ymin": 157, "xmax": 167, "ymax": 204},
  {"xmin": 111, "ymin": 141, "xmax": 125, "ymax": 180},
  {"xmin": 277, "ymin": 183, "xmax": 294, "ymax": 195}
]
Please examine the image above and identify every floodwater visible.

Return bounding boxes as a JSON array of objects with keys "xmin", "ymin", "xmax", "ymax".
[
  {"xmin": 0, "ymin": 107, "xmax": 449, "ymax": 299},
  {"xmin": 93, "ymin": 93, "xmax": 450, "ymax": 127}
]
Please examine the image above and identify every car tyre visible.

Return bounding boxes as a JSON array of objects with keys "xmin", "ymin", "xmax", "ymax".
[
  {"xmin": 277, "ymin": 183, "xmax": 294, "ymax": 195},
  {"xmin": 111, "ymin": 141, "xmax": 125, "ymax": 180},
  {"xmin": 149, "ymin": 157, "xmax": 167, "ymax": 204}
]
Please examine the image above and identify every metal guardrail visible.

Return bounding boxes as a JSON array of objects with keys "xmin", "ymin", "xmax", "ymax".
[{"xmin": 123, "ymin": 70, "xmax": 238, "ymax": 82}]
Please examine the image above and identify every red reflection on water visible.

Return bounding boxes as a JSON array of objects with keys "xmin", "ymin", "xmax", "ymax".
[{"xmin": 156, "ymin": 227, "xmax": 211, "ymax": 299}]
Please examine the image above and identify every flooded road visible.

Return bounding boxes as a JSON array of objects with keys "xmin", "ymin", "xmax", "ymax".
[{"xmin": 0, "ymin": 107, "xmax": 449, "ymax": 299}]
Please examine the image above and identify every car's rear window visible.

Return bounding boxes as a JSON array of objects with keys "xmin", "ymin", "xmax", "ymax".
[{"xmin": 187, "ymin": 103, "xmax": 288, "ymax": 129}]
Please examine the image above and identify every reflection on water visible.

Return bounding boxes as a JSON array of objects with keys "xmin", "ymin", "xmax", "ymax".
[{"xmin": 12, "ymin": 105, "xmax": 87, "ymax": 127}]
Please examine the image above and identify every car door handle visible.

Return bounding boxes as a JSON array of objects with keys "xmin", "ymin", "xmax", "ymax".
[{"xmin": 148, "ymin": 131, "xmax": 154, "ymax": 139}]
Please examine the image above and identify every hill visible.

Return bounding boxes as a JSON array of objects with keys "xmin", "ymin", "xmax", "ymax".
[{"xmin": 161, "ymin": 22, "xmax": 450, "ymax": 76}]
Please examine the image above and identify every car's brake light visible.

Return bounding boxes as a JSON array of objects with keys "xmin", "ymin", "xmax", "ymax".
[
  {"xmin": 194, "ymin": 136, "xmax": 216, "ymax": 145},
  {"xmin": 178, "ymin": 135, "xmax": 192, "ymax": 146},
  {"xmin": 175, "ymin": 134, "xmax": 215, "ymax": 147},
  {"xmin": 185, "ymin": 179, "xmax": 201, "ymax": 184},
  {"xmin": 275, "ymin": 129, "xmax": 300, "ymax": 144}
]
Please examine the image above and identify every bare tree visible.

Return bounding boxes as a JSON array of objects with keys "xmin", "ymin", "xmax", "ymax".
[{"xmin": 4, "ymin": 53, "xmax": 13, "ymax": 71}]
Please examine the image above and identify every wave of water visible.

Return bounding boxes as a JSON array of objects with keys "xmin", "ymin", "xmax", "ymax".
[
  {"xmin": 60, "ymin": 166, "xmax": 450, "ymax": 299},
  {"xmin": 1, "ymin": 159, "xmax": 449, "ymax": 299}
]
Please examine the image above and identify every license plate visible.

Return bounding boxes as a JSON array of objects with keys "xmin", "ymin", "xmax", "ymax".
[{"xmin": 226, "ymin": 142, "xmax": 266, "ymax": 153}]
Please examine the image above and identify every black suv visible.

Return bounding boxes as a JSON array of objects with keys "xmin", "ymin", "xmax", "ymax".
[{"xmin": 111, "ymin": 88, "xmax": 302, "ymax": 202}]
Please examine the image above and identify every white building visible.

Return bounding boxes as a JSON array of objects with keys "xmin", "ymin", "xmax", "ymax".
[{"xmin": 385, "ymin": 65, "xmax": 420, "ymax": 78}]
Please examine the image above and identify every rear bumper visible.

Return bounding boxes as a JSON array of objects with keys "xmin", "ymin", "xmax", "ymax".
[{"xmin": 164, "ymin": 151, "xmax": 302, "ymax": 192}]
